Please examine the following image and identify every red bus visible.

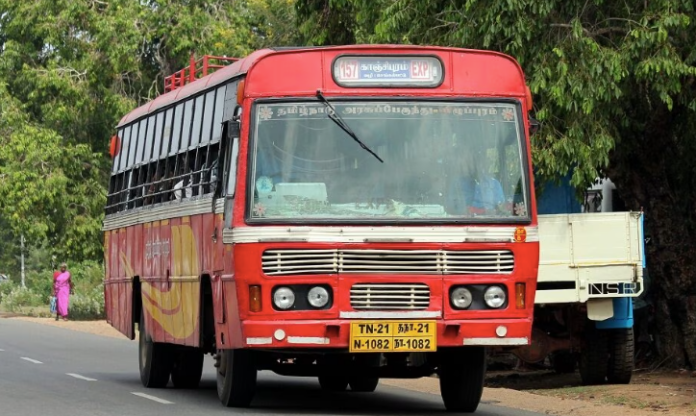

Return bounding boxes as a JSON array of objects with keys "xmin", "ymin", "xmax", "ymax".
[{"xmin": 103, "ymin": 45, "xmax": 539, "ymax": 412}]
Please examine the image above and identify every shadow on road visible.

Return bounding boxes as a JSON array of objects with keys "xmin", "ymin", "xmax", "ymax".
[{"xmin": 486, "ymin": 370, "xmax": 582, "ymax": 391}]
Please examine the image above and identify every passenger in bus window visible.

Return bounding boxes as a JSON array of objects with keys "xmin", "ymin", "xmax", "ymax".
[
  {"xmin": 145, "ymin": 171, "xmax": 159, "ymax": 205},
  {"xmin": 173, "ymin": 159, "xmax": 193, "ymax": 200}
]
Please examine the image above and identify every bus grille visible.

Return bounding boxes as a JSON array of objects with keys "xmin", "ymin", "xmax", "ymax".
[
  {"xmin": 350, "ymin": 283, "xmax": 430, "ymax": 310},
  {"xmin": 261, "ymin": 249, "xmax": 514, "ymax": 275}
]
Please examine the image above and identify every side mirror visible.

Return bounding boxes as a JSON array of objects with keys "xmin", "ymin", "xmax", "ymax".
[
  {"xmin": 227, "ymin": 105, "xmax": 243, "ymax": 139},
  {"xmin": 228, "ymin": 119, "xmax": 240, "ymax": 140},
  {"xmin": 529, "ymin": 116, "xmax": 540, "ymax": 136}
]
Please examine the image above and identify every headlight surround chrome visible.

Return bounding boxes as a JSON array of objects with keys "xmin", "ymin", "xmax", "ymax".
[
  {"xmin": 483, "ymin": 285, "xmax": 507, "ymax": 309},
  {"xmin": 450, "ymin": 287, "xmax": 473, "ymax": 309},
  {"xmin": 273, "ymin": 287, "xmax": 296, "ymax": 310},
  {"xmin": 307, "ymin": 286, "xmax": 330, "ymax": 308}
]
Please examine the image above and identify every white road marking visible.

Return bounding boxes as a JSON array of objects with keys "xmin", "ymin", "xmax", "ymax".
[
  {"xmin": 66, "ymin": 373, "xmax": 97, "ymax": 381},
  {"xmin": 20, "ymin": 357, "xmax": 43, "ymax": 364},
  {"xmin": 131, "ymin": 392, "xmax": 173, "ymax": 404},
  {"xmin": 0, "ymin": 349, "xmax": 4, "ymax": 352}
]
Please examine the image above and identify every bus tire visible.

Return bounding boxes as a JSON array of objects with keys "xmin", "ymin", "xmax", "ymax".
[
  {"xmin": 138, "ymin": 311, "xmax": 173, "ymax": 388},
  {"xmin": 578, "ymin": 325, "xmax": 609, "ymax": 385},
  {"xmin": 349, "ymin": 376, "xmax": 379, "ymax": 392},
  {"xmin": 607, "ymin": 327, "xmax": 634, "ymax": 384},
  {"xmin": 438, "ymin": 347, "xmax": 486, "ymax": 413},
  {"xmin": 217, "ymin": 349, "xmax": 257, "ymax": 407},
  {"xmin": 551, "ymin": 350, "xmax": 576, "ymax": 374},
  {"xmin": 171, "ymin": 348, "xmax": 204, "ymax": 389},
  {"xmin": 318, "ymin": 375, "xmax": 349, "ymax": 392}
]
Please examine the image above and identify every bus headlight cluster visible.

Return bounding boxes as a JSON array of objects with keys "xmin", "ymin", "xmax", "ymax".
[
  {"xmin": 272, "ymin": 285, "xmax": 332, "ymax": 310},
  {"xmin": 449, "ymin": 285, "xmax": 507, "ymax": 310}
]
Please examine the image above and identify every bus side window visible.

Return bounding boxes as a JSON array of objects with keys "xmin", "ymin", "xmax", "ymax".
[
  {"xmin": 192, "ymin": 145, "xmax": 207, "ymax": 197},
  {"xmin": 173, "ymin": 153, "xmax": 192, "ymax": 200},
  {"xmin": 120, "ymin": 170, "xmax": 132, "ymax": 211},
  {"xmin": 114, "ymin": 173, "xmax": 124, "ymax": 212},
  {"xmin": 128, "ymin": 165, "xmax": 140, "ymax": 209},
  {"xmin": 144, "ymin": 161, "xmax": 163, "ymax": 206},
  {"xmin": 205, "ymin": 142, "xmax": 220, "ymax": 195}
]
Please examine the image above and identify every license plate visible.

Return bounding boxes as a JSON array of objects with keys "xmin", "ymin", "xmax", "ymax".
[{"xmin": 349, "ymin": 321, "xmax": 437, "ymax": 353}]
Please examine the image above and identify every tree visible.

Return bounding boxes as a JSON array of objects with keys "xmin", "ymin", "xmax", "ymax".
[
  {"xmin": 296, "ymin": 0, "xmax": 696, "ymax": 367},
  {"xmin": 296, "ymin": 0, "xmax": 356, "ymax": 45},
  {"xmin": 0, "ymin": 0, "xmax": 296, "ymax": 267}
]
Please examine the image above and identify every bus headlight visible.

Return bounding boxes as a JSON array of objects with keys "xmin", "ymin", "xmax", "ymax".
[
  {"xmin": 307, "ymin": 286, "xmax": 330, "ymax": 308},
  {"xmin": 484, "ymin": 286, "xmax": 507, "ymax": 309},
  {"xmin": 450, "ymin": 287, "xmax": 473, "ymax": 309},
  {"xmin": 273, "ymin": 287, "xmax": 295, "ymax": 310}
]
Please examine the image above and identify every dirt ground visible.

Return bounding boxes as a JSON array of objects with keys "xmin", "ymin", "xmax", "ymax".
[{"xmin": 6, "ymin": 316, "xmax": 696, "ymax": 415}]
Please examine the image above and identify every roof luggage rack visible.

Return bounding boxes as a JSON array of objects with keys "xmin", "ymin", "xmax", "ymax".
[{"xmin": 164, "ymin": 55, "xmax": 239, "ymax": 93}]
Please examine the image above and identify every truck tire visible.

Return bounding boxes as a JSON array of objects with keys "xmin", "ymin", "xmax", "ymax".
[
  {"xmin": 607, "ymin": 327, "xmax": 634, "ymax": 384},
  {"xmin": 349, "ymin": 376, "xmax": 379, "ymax": 392},
  {"xmin": 438, "ymin": 347, "xmax": 486, "ymax": 413},
  {"xmin": 318, "ymin": 375, "xmax": 349, "ymax": 392},
  {"xmin": 138, "ymin": 311, "xmax": 173, "ymax": 388},
  {"xmin": 551, "ymin": 350, "xmax": 576, "ymax": 374},
  {"xmin": 171, "ymin": 348, "xmax": 204, "ymax": 389},
  {"xmin": 578, "ymin": 325, "xmax": 609, "ymax": 385},
  {"xmin": 217, "ymin": 349, "xmax": 257, "ymax": 407}
]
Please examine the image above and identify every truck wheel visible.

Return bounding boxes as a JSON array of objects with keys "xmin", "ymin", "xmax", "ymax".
[
  {"xmin": 551, "ymin": 350, "xmax": 576, "ymax": 374},
  {"xmin": 139, "ymin": 311, "xmax": 173, "ymax": 388},
  {"xmin": 318, "ymin": 375, "xmax": 349, "ymax": 392},
  {"xmin": 608, "ymin": 327, "xmax": 634, "ymax": 384},
  {"xmin": 217, "ymin": 349, "xmax": 257, "ymax": 407},
  {"xmin": 171, "ymin": 348, "xmax": 204, "ymax": 389},
  {"xmin": 438, "ymin": 347, "xmax": 486, "ymax": 413},
  {"xmin": 578, "ymin": 325, "xmax": 609, "ymax": 385},
  {"xmin": 349, "ymin": 376, "xmax": 379, "ymax": 392}
]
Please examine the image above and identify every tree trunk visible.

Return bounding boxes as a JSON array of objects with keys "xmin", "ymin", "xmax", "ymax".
[{"xmin": 606, "ymin": 104, "xmax": 696, "ymax": 368}]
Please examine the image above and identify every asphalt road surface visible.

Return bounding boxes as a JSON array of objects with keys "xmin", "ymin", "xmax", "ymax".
[{"xmin": 0, "ymin": 319, "xmax": 550, "ymax": 416}]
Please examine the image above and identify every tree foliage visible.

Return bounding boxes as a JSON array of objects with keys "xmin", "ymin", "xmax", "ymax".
[
  {"xmin": 0, "ymin": 0, "xmax": 297, "ymax": 275},
  {"xmin": 297, "ymin": 0, "xmax": 696, "ymax": 367}
]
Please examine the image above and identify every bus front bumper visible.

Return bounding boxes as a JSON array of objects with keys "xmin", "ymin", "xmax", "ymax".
[{"xmin": 239, "ymin": 318, "xmax": 532, "ymax": 349}]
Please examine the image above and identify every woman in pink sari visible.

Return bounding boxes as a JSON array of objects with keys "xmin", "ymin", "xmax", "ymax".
[{"xmin": 53, "ymin": 263, "xmax": 73, "ymax": 321}]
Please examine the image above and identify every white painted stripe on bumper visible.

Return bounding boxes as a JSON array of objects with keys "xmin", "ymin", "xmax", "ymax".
[
  {"xmin": 287, "ymin": 336, "xmax": 330, "ymax": 345},
  {"xmin": 463, "ymin": 337, "xmax": 528, "ymax": 346},
  {"xmin": 225, "ymin": 226, "xmax": 539, "ymax": 244},
  {"xmin": 246, "ymin": 337, "xmax": 273, "ymax": 345},
  {"xmin": 340, "ymin": 311, "xmax": 442, "ymax": 319}
]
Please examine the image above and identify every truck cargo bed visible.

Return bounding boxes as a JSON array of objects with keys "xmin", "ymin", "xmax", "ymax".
[{"xmin": 535, "ymin": 211, "xmax": 644, "ymax": 304}]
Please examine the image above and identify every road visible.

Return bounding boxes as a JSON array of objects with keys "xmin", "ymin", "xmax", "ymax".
[{"xmin": 0, "ymin": 318, "xmax": 549, "ymax": 416}]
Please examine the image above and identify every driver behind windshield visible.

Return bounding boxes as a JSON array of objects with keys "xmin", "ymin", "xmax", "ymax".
[{"xmin": 445, "ymin": 145, "xmax": 505, "ymax": 216}]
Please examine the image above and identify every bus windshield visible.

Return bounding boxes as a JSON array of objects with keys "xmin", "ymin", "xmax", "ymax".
[{"xmin": 248, "ymin": 100, "xmax": 529, "ymax": 222}]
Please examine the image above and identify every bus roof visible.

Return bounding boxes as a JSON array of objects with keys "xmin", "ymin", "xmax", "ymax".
[{"xmin": 117, "ymin": 45, "xmax": 525, "ymax": 128}]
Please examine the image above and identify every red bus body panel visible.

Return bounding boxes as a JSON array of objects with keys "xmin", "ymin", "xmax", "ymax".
[{"xmin": 105, "ymin": 45, "xmax": 538, "ymax": 351}]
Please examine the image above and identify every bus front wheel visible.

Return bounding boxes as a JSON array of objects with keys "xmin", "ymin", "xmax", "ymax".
[
  {"xmin": 438, "ymin": 347, "xmax": 486, "ymax": 413},
  {"xmin": 349, "ymin": 376, "xmax": 379, "ymax": 392},
  {"xmin": 217, "ymin": 349, "xmax": 257, "ymax": 407},
  {"xmin": 138, "ymin": 311, "xmax": 173, "ymax": 388}
]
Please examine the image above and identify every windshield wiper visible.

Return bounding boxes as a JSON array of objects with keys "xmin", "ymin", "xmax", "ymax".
[{"xmin": 316, "ymin": 90, "xmax": 384, "ymax": 163}]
